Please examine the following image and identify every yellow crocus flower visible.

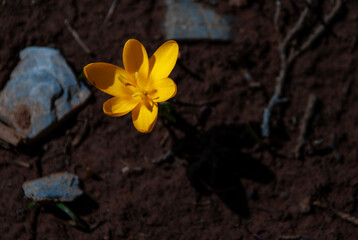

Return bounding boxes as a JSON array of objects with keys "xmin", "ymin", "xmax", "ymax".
[{"xmin": 84, "ymin": 39, "xmax": 179, "ymax": 133}]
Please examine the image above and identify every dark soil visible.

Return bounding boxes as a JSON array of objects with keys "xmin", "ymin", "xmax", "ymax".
[{"xmin": 1, "ymin": 0, "xmax": 358, "ymax": 239}]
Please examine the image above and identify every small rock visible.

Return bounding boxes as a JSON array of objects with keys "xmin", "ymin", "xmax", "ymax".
[
  {"xmin": 163, "ymin": 0, "xmax": 236, "ymax": 41},
  {"xmin": 299, "ymin": 196, "xmax": 312, "ymax": 214},
  {"xmin": 0, "ymin": 47, "xmax": 90, "ymax": 145},
  {"xmin": 22, "ymin": 172, "xmax": 83, "ymax": 202},
  {"xmin": 121, "ymin": 166, "xmax": 130, "ymax": 174},
  {"xmin": 121, "ymin": 166, "xmax": 144, "ymax": 175}
]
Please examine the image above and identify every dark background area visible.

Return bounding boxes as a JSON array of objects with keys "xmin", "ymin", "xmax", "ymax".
[{"xmin": 1, "ymin": 0, "xmax": 358, "ymax": 239}]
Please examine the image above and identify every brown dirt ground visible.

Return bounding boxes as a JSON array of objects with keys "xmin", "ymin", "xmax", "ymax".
[{"xmin": 1, "ymin": 0, "xmax": 358, "ymax": 239}]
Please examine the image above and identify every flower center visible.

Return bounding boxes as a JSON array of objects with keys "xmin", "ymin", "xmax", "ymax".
[
  {"xmin": 131, "ymin": 72, "xmax": 151, "ymax": 99},
  {"xmin": 118, "ymin": 71, "xmax": 158, "ymax": 107},
  {"xmin": 132, "ymin": 91, "xmax": 148, "ymax": 99}
]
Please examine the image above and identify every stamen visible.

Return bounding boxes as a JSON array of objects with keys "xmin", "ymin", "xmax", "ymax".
[
  {"xmin": 134, "ymin": 72, "xmax": 140, "ymax": 81},
  {"xmin": 118, "ymin": 73, "xmax": 134, "ymax": 87},
  {"xmin": 118, "ymin": 74, "xmax": 127, "ymax": 84},
  {"xmin": 134, "ymin": 72, "xmax": 144, "ymax": 89},
  {"xmin": 132, "ymin": 92, "xmax": 143, "ymax": 99}
]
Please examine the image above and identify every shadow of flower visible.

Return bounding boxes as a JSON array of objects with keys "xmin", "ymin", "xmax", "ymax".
[{"xmin": 174, "ymin": 124, "xmax": 275, "ymax": 217}]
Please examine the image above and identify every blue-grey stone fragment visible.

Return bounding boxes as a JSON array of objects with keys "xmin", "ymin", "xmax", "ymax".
[
  {"xmin": 22, "ymin": 172, "xmax": 83, "ymax": 202},
  {"xmin": 0, "ymin": 47, "xmax": 90, "ymax": 144},
  {"xmin": 163, "ymin": 0, "xmax": 236, "ymax": 41}
]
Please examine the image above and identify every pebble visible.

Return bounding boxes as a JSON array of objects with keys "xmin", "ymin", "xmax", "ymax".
[
  {"xmin": 0, "ymin": 47, "xmax": 90, "ymax": 145},
  {"xmin": 299, "ymin": 196, "xmax": 312, "ymax": 214},
  {"xmin": 22, "ymin": 172, "xmax": 83, "ymax": 202},
  {"xmin": 163, "ymin": 0, "xmax": 236, "ymax": 41}
]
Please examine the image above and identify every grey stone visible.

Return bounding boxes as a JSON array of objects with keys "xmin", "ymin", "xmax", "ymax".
[
  {"xmin": 163, "ymin": 0, "xmax": 236, "ymax": 41},
  {"xmin": 22, "ymin": 172, "xmax": 83, "ymax": 202},
  {"xmin": 0, "ymin": 47, "xmax": 90, "ymax": 145}
]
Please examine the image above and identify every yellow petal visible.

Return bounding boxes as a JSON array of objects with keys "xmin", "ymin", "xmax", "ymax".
[
  {"xmin": 123, "ymin": 39, "xmax": 149, "ymax": 85},
  {"xmin": 132, "ymin": 102, "xmax": 158, "ymax": 133},
  {"xmin": 103, "ymin": 96, "xmax": 139, "ymax": 117},
  {"xmin": 148, "ymin": 40, "xmax": 179, "ymax": 82},
  {"xmin": 149, "ymin": 78, "xmax": 177, "ymax": 102},
  {"xmin": 84, "ymin": 63, "xmax": 133, "ymax": 96}
]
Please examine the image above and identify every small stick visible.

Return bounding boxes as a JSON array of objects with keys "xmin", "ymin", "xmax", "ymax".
[
  {"xmin": 71, "ymin": 119, "xmax": 89, "ymax": 147},
  {"xmin": 261, "ymin": 0, "xmax": 343, "ymax": 137},
  {"xmin": 290, "ymin": 0, "xmax": 343, "ymax": 61},
  {"xmin": 0, "ymin": 122, "xmax": 21, "ymax": 146},
  {"xmin": 313, "ymin": 200, "xmax": 358, "ymax": 226},
  {"xmin": 274, "ymin": 0, "xmax": 282, "ymax": 35},
  {"xmin": 152, "ymin": 150, "xmax": 173, "ymax": 164},
  {"xmin": 104, "ymin": 0, "xmax": 118, "ymax": 23},
  {"xmin": 64, "ymin": 19, "xmax": 91, "ymax": 54},
  {"xmin": 280, "ymin": 3, "xmax": 311, "ymax": 59},
  {"xmin": 13, "ymin": 160, "xmax": 31, "ymax": 168},
  {"xmin": 240, "ymin": 68, "xmax": 261, "ymax": 88},
  {"xmin": 160, "ymin": 131, "xmax": 169, "ymax": 146},
  {"xmin": 261, "ymin": 1, "xmax": 311, "ymax": 137},
  {"xmin": 295, "ymin": 94, "xmax": 317, "ymax": 159},
  {"xmin": 335, "ymin": 210, "xmax": 358, "ymax": 226}
]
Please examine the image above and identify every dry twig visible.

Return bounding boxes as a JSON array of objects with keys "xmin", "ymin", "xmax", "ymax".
[
  {"xmin": 261, "ymin": 0, "xmax": 343, "ymax": 137},
  {"xmin": 295, "ymin": 94, "xmax": 317, "ymax": 159},
  {"xmin": 160, "ymin": 131, "xmax": 170, "ymax": 146},
  {"xmin": 64, "ymin": 19, "xmax": 91, "ymax": 54},
  {"xmin": 152, "ymin": 150, "xmax": 173, "ymax": 164},
  {"xmin": 313, "ymin": 200, "xmax": 358, "ymax": 226},
  {"xmin": 240, "ymin": 68, "xmax": 261, "ymax": 88},
  {"xmin": 13, "ymin": 160, "xmax": 31, "ymax": 168},
  {"xmin": 0, "ymin": 122, "xmax": 21, "ymax": 146},
  {"xmin": 274, "ymin": 0, "xmax": 282, "ymax": 34},
  {"xmin": 71, "ymin": 119, "xmax": 89, "ymax": 147},
  {"xmin": 104, "ymin": 0, "xmax": 119, "ymax": 23}
]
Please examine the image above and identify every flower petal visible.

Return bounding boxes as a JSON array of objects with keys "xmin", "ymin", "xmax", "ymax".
[
  {"xmin": 132, "ymin": 102, "xmax": 158, "ymax": 133},
  {"xmin": 149, "ymin": 78, "xmax": 177, "ymax": 102},
  {"xmin": 148, "ymin": 40, "xmax": 179, "ymax": 82},
  {"xmin": 84, "ymin": 63, "xmax": 133, "ymax": 96},
  {"xmin": 103, "ymin": 96, "xmax": 139, "ymax": 117},
  {"xmin": 123, "ymin": 39, "xmax": 149, "ymax": 84}
]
